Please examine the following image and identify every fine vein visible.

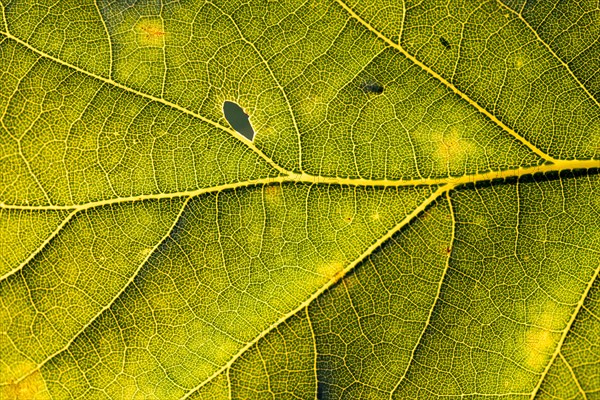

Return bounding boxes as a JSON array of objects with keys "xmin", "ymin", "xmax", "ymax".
[
  {"xmin": 181, "ymin": 184, "xmax": 449, "ymax": 399},
  {"xmin": 332, "ymin": 0, "xmax": 558, "ymax": 163},
  {"xmin": 0, "ymin": 30, "xmax": 289, "ymax": 176}
]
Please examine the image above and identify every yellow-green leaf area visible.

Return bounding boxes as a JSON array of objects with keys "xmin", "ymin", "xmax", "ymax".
[
  {"xmin": 0, "ymin": 209, "xmax": 70, "ymax": 278},
  {"xmin": 0, "ymin": 0, "xmax": 599, "ymax": 399}
]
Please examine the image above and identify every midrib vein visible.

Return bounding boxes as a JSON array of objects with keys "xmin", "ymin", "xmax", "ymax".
[
  {"xmin": 3, "ymin": 159, "xmax": 596, "ymax": 392},
  {"xmin": 332, "ymin": 0, "xmax": 558, "ymax": 164},
  {"xmin": 0, "ymin": 30, "xmax": 289, "ymax": 176},
  {"xmin": 1, "ymin": 159, "xmax": 598, "ymax": 211}
]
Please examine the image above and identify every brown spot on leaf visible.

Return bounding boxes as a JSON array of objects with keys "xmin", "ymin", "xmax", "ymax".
[
  {"xmin": 136, "ymin": 20, "xmax": 166, "ymax": 47},
  {"xmin": 140, "ymin": 25, "xmax": 165, "ymax": 38}
]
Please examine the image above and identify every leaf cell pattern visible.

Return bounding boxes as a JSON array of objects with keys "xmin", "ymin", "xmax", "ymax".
[{"xmin": 0, "ymin": 0, "xmax": 599, "ymax": 399}]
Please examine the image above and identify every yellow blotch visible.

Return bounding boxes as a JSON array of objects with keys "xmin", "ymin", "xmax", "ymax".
[
  {"xmin": 513, "ymin": 54, "xmax": 528, "ymax": 70},
  {"xmin": 523, "ymin": 302, "xmax": 562, "ymax": 370},
  {"xmin": 515, "ymin": 59, "xmax": 524, "ymax": 69},
  {"xmin": 525, "ymin": 327, "xmax": 554, "ymax": 369},
  {"xmin": 119, "ymin": 382, "xmax": 148, "ymax": 400},
  {"xmin": 267, "ymin": 226, "xmax": 283, "ymax": 239},
  {"xmin": 140, "ymin": 247, "xmax": 154, "ymax": 258},
  {"xmin": 1, "ymin": 362, "xmax": 50, "ymax": 400},
  {"xmin": 473, "ymin": 215, "xmax": 489, "ymax": 228},
  {"xmin": 264, "ymin": 185, "xmax": 283, "ymax": 205},
  {"xmin": 298, "ymin": 93, "xmax": 325, "ymax": 123},
  {"xmin": 434, "ymin": 127, "xmax": 475, "ymax": 167},
  {"xmin": 343, "ymin": 272, "xmax": 363, "ymax": 290},
  {"xmin": 317, "ymin": 261, "xmax": 345, "ymax": 282},
  {"xmin": 259, "ymin": 126, "xmax": 276, "ymax": 138},
  {"xmin": 136, "ymin": 19, "xmax": 166, "ymax": 47}
]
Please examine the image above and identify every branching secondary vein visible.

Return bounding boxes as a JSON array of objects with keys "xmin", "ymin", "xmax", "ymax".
[
  {"xmin": 332, "ymin": 0, "xmax": 559, "ymax": 164},
  {"xmin": 180, "ymin": 184, "xmax": 449, "ymax": 399},
  {"xmin": 0, "ymin": 30, "xmax": 290, "ymax": 177}
]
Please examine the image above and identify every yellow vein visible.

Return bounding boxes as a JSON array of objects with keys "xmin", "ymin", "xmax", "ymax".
[
  {"xmin": 159, "ymin": 2, "xmax": 168, "ymax": 99},
  {"xmin": 306, "ymin": 307, "xmax": 319, "ymax": 400},
  {"xmin": 8, "ymin": 196, "xmax": 192, "ymax": 386},
  {"xmin": 226, "ymin": 368, "xmax": 232, "ymax": 399},
  {"xmin": 211, "ymin": 1, "xmax": 305, "ymax": 172},
  {"xmin": 180, "ymin": 184, "xmax": 449, "ymax": 399},
  {"xmin": 497, "ymin": 0, "xmax": 600, "ymax": 110},
  {"xmin": 17, "ymin": 141, "xmax": 53, "ymax": 205},
  {"xmin": 0, "ymin": 30, "xmax": 290, "ymax": 176},
  {"xmin": 0, "ymin": 209, "xmax": 78, "ymax": 284},
  {"xmin": 559, "ymin": 352, "xmax": 588, "ymax": 400},
  {"xmin": 0, "ymin": 8, "xmax": 7, "ymax": 35},
  {"xmin": 2, "ymin": 159, "xmax": 597, "ymax": 212},
  {"xmin": 530, "ymin": 262, "xmax": 600, "ymax": 399},
  {"xmin": 94, "ymin": 0, "xmax": 113, "ymax": 79},
  {"xmin": 332, "ymin": 0, "xmax": 558, "ymax": 163},
  {"xmin": 0, "ymin": 177, "xmax": 284, "ymax": 211},
  {"xmin": 389, "ymin": 190, "xmax": 456, "ymax": 398}
]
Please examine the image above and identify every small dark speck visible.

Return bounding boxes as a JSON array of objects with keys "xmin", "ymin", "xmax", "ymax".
[
  {"xmin": 440, "ymin": 37, "xmax": 451, "ymax": 50},
  {"xmin": 361, "ymin": 80, "xmax": 384, "ymax": 94}
]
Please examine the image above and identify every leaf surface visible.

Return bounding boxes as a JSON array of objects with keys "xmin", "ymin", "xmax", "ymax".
[{"xmin": 0, "ymin": 0, "xmax": 599, "ymax": 399}]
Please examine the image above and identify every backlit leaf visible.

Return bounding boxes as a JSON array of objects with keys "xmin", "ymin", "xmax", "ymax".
[{"xmin": 1, "ymin": 0, "xmax": 599, "ymax": 399}]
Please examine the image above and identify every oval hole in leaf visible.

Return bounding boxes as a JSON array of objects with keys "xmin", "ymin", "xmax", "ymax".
[{"xmin": 223, "ymin": 101, "xmax": 255, "ymax": 141}]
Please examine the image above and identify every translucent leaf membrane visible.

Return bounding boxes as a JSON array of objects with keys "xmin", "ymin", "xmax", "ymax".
[
  {"xmin": 397, "ymin": 0, "xmax": 600, "ymax": 160},
  {"xmin": 185, "ymin": 173, "xmax": 598, "ymax": 399},
  {"xmin": 294, "ymin": 46, "xmax": 543, "ymax": 179},
  {"xmin": 390, "ymin": 173, "xmax": 599, "ymax": 398},
  {"xmin": 0, "ymin": 198, "xmax": 187, "ymax": 387},
  {"xmin": 1, "ymin": 0, "xmax": 599, "ymax": 398},
  {"xmin": 545, "ymin": 272, "xmax": 600, "ymax": 397},
  {"xmin": 0, "ymin": 208, "xmax": 71, "ymax": 278},
  {"xmin": 33, "ymin": 184, "xmax": 434, "ymax": 398},
  {"xmin": 229, "ymin": 310, "xmax": 316, "ymax": 399},
  {"xmin": 500, "ymin": 0, "xmax": 600, "ymax": 102},
  {"xmin": 3, "ymin": 1, "xmax": 111, "ymax": 77},
  {"xmin": 0, "ymin": 38, "xmax": 279, "ymax": 206}
]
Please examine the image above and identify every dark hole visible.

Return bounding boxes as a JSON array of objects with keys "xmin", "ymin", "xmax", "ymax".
[
  {"xmin": 440, "ymin": 37, "xmax": 451, "ymax": 50},
  {"xmin": 361, "ymin": 80, "xmax": 384, "ymax": 94},
  {"xmin": 223, "ymin": 101, "xmax": 255, "ymax": 141}
]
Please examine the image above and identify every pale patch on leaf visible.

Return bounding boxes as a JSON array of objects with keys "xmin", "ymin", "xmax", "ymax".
[{"xmin": 1, "ymin": 362, "xmax": 50, "ymax": 400}]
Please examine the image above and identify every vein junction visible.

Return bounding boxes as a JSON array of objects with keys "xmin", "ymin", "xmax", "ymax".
[{"xmin": 1, "ymin": 159, "xmax": 598, "ymax": 211}]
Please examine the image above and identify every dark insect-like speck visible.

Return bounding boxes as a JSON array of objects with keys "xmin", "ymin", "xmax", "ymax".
[
  {"xmin": 361, "ymin": 80, "xmax": 384, "ymax": 94},
  {"xmin": 440, "ymin": 37, "xmax": 451, "ymax": 50}
]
